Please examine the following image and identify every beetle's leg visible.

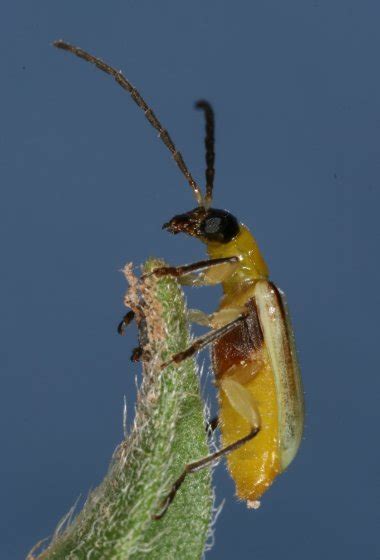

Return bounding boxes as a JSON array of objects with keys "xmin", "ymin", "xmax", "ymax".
[
  {"xmin": 153, "ymin": 425, "xmax": 260, "ymax": 520},
  {"xmin": 154, "ymin": 379, "xmax": 261, "ymax": 519},
  {"xmin": 146, "ymin": 256, "xmax": 239, "ymax": 287},
  {"xmin": 161, "ymin": 313, "xmax": 246, "ymax": 369},
  {"xmin": 117, "ymin": 310, "xmax": 135, "ymax": 335},
  {"xmin": 219, "ymin": 378, "xmax": 261, "ymax": 430},
  {"xmin": 130, "ymin": 346, "xmax": 143, "ymax": 362},
  {"xmin": 205, "ymin": 415, "xmax": 219, "ymax": 433},
  {"xmin": 188, "ymin": 307, "xmax": 245, "ymax": 328},
  {"xmin": 187, "ymin": 309, "xmax": 211, "ymax": 326}
]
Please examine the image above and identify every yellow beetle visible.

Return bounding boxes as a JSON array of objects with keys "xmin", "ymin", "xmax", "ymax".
[{"xmin": 54, "ymin": 40, "xmax": 304, "ymax": 517}]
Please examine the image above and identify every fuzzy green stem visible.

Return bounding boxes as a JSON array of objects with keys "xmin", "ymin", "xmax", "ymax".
[{"xmin": 30, "ymin": 259, "xmax": 213, "ymax": 560}]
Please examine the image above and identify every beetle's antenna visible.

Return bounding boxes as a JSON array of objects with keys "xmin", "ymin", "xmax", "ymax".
[
  {"xmin": 53, "ymin": 40, "xmax": 204, "ymax": 207},
  {"xmin": 195, "ymin": 100, "xmax": 215, "ymax": 208}
]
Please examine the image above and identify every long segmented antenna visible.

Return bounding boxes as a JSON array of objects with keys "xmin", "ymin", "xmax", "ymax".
[
  {"xmin": 195, "ymin": 100, "xmax": 215, "ymax": 208},
  {"xmin": 53, "ymin": 40, "xmax": 204, "ymax": 207}
]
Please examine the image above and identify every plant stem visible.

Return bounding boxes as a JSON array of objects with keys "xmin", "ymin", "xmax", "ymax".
[{"xmin": 30, "ymin": 259, "xmax": 213, "ymax": 560}]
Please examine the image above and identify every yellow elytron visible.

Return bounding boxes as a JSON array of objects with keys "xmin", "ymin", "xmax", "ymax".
[{"xmin": 54, "ymin": 40, "xmax": 304, "ymax": 514}]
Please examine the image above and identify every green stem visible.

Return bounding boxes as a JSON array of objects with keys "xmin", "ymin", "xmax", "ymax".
[{"xmin": 30, "ymin": 258, "xmax": 213, "ymax": 560}]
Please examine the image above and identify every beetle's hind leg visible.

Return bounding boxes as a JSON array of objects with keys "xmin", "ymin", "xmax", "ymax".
[
  {"xmin": 205, "ymin": 415, "xmax": 219, "ymax": 433},
  {"xmin": 153, "ymin": 424, "xmax": 260, "ymax": 520},
  {"xmin": 154, "ymin": 379, "xmax": 261, "ymax": 519}
]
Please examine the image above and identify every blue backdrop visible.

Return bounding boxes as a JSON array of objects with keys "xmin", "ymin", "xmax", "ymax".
[{"xmin": 1, "ymin": 2, "xmax": 378, "ymax": 558}]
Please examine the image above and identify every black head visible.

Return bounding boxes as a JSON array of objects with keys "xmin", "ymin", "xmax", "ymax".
[{"xmin": 163, "ymin": 207, "xmax": 240, "ymax": 244}]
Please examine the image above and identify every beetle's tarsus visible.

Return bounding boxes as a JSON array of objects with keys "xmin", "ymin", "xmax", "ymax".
[
  {"xmin": 130, "ymin": 346, "xmax": 143, "ymax": 362},
  {"xmin": 206, "ymin": 416, "xmax": 219, "ymax": 433},
  {"xmin": 117, "ymin": 310, "xmax": 135, "ymax": 335}
]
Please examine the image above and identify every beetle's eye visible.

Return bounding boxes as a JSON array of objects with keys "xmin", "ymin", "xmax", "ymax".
[
  {"xmin": 200, "ymin": 209, "xmax": 240, "ymax": 243},
  {"xmin": 203, "ymin": 216, "xmax": 223, "ymax": 235}
]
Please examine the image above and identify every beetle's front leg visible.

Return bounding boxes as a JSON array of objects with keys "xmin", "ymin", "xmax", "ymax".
[
  {"xmin": 117, "ymin": 310, "xmax": 135, "ymax": 335},
  {"xmin": 145, "ymin": 256, "xmax": 239, "ymax": 287}
]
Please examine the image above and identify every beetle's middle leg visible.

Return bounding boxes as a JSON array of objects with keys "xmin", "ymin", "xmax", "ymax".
[
  {"xmin": 188, "ymin": 307, "xmax": 245, "ymax": 328},
  {"xmin": 161, "ymin": 313, "xmax": 247, "ymax": 369}
]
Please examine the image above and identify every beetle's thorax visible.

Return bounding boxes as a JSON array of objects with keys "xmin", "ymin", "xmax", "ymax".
[{"xmin": 207, "ymin": 225, "xmax": 269, "ymax": 292}]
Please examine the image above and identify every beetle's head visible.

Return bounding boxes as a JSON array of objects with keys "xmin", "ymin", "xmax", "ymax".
[{"xmin": 163, "ymin": 207, "xmax": 240, "ymax": 244}]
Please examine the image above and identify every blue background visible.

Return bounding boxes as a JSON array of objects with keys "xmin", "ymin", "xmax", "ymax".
[{"xmin": 1, "ymin": 2, "xmax": 378, "ymax": 558}]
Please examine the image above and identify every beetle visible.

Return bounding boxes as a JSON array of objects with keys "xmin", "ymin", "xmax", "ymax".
[{"xmin": 54, "ymin": 40, "xmax": 304, "ymax": 518}]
